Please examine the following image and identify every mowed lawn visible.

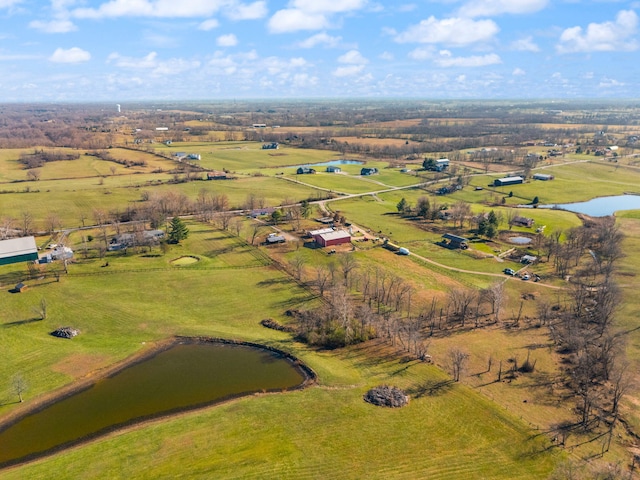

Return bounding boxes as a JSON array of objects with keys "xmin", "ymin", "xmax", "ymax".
[{"xmin": 0, "ymin": 222, "xmax": 559, "ymax": 479}]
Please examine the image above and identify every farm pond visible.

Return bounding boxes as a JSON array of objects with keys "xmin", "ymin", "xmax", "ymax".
[
  {"xmin": 0, "ymin": 339, "xmax": 311, "ymax": 468},
  {"xmin": 541, "ymin": 194, "xmax": 640, "ymax": 217}
]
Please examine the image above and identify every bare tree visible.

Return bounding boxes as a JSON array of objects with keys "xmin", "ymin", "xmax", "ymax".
[
  {"xmin": 12, "ymin": 374, "xmax": 28, "ymax": 403},
  {"xmin": 44, "ymin": 212, "xmax": 61, "ymax": 235},
  {"xmin": 289, "ymin": 254, "xmax": 307, "ymax": 281},
  {"xmin": 32, "ymin": 298, "xmax": 47, "ymax": 320},
  {"xmin": 315, "ymin": 265, "xmax": 330, "ymax": 296},
  {"xmin": 448, "ymin": 348, "xmax": 470, "ymax": 382},
  {"xmin": 339, "ymin": 254, "xmax": 359, "ymax": 287},
  {"xmin": 26, "ymin": 168, "xmax": 41, "ymax": 181},
  {"xmin": 20, "ymin": 211, "xmax": 34, "ymax": 236}
]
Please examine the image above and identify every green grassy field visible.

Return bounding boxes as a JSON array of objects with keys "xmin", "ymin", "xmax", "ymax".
[
  {"xmin": 4, "ymin": 140, "xmax": 640, "ymax": 478},
  {"xmin": 0, "ymin": 220, "xmax": 563, "ymax": 479}
]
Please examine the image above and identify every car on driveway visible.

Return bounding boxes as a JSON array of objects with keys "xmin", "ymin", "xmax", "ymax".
[{"xmin": 503, "ymin": 268, "xmax": 516, "ymax": 276}]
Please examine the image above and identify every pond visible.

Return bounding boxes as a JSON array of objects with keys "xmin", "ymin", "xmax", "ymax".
[
  {"xmin": 541, "ymin": 194, "xmax": 640, "ymax": 217},
  {"xmin": 0, "ymin": 340, "xmax": 310, "ymax": 468},
  {"xmin": 292, "ymin": 159, "xmax": 364, "ymax": 168},
  {"xmin": 509, "ymin": 236, "xmax": 532, "ymax": 245}
]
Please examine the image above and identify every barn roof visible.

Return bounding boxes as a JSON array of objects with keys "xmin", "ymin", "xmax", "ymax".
[
  {"xmin": 0, "ymin": 236, "xmax": 38, "ymax": 265},
  {"xmin": 316, "ymin": 230, "xmax": 351, "ymax": 242}
]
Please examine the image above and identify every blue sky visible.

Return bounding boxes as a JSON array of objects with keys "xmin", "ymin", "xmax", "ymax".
[{"xmin": 1, "ymin": 0, "xmax": 640, "ymax": 101}]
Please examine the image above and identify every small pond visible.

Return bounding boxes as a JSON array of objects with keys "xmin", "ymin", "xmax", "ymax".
[
  {"xmin": 0, "ymin": 341, "xmax": 309, "ymax": 468},
  {"xmin": 509, "ymin": 236, "xmax": 532, "ymax": 245},
  {"xmin": 541, "ymin": 194, "xmax": 640, "ymax": 217}
]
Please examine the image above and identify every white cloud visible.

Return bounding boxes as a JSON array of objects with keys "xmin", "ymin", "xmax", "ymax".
[
  {"xmin": 337, "ymin": 49, "xmax": 368, "ymax": 64},
  {"xmin": 198, "ymin": 19, "xmax": 219, "ymax": 31},
  {"xmin": 458, "ymin": 0, "xmax": 548, "ymax": 18},
  {"xmin": 510, "ymin": 36, "xmax": 540, "ymax": 52},
  {"xmin": 268, "ymin": 0, "xmax": 367, "ymax": 33},
  {"xmin": 557, "ymin": 10, "xmax": 639, "ymax": 53},
  {"xmin": 73, "ymin": 0, "xmax": 263, "ymax": 19},
  {"xmin": 297, "ymin": 32, "xmax": 342, "ymax": 48},
  {"xmin": 227, "ymin": 1, "xmax": 267, "ymax": 20},
  {"xmin": 395, "ymin": 16, "xmax": 499, "ymax": 46},
  {"xmin": 379, "ymin": 51, "xmax": 394, "ymax": 61},
  {"xmin": 267, "ymin": 9, "xmax": 329, "ymax": 33},
  {"xmin": 289, "ymin": 0, "xmax": 367, "ymax": 14},
  {"xmin": 333, "ymin": 64, "xmax": 365, "ymax": 77},
  {"xmin": 512, "ymin": 68, "xmax": 525, "ymax": 76},
  {"xmin": 408, "ymin": 46, "xmax": 435, "ymax": 60},
  {"xmin": 217, "ymin": 34, "xmax": 238, "ymax": 47},
  {"xmin": 598, "ymin": 77, "xmax": 624, "ymax": 88},
  {"xmin": 29, "ymin": 18, "xmax": 77, "ymax": 33},
  {"xmin": 434, "ymin": 51, "xmax": 501, "ymax": 67},
  {"xmin": 49, "ymin": 47, "xmax": 91, "ymax": 63},
  {"xmin": 0, "ymin": 0, "xmax": 23, "ymax": 8},
  {"xmin": 107, "ymin": 51, "xmax": 200, "ymax": 76},
  {"xmin": 291, "ymin": 73, "xmax": 318, "ymax": 88}
]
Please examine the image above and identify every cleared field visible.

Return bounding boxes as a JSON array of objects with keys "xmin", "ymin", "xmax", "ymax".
[{"xmin": 0, "ymin": 221, "xmax": 560, "ymax": 479}]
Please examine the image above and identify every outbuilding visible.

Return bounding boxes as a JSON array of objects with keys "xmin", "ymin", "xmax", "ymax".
[
  {"xmin": 533, "ymin": 173, "xmax": 554, "ymax": 181},
  {"xmin": 314, "ymin": 230, "xmax": 351, "ymax": 248},
  {"xmin": 0, "ymin": 237, "xmax": 38, "ymax": 266},
  {"xmin": 494, "ymin": 176, "xmax": 524, "ymax": 187},
  {"xmin": 442, "ymin": 233, "xmax": 469, "ymax": 250}
]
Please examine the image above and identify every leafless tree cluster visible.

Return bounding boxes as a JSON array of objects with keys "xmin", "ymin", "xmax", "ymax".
[
  {"xmin": 18, "ymin": 149, "xmax": 80, "ymax": 169},
  {"xmin": 545, "ymin": 223, "xmax": 631, "ymax": 432}
]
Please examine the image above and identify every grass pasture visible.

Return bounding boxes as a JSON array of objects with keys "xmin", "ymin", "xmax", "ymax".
[{"xmin": 0, "ymin": 220, "xmax": 562, "ymax": 479}]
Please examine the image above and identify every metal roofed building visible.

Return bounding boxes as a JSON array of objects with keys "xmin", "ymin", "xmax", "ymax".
[{"xmin": 0, "ymin": 236, "xmax": 38, "ymax": 266}]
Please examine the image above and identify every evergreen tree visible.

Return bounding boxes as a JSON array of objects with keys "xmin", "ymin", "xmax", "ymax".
[
  {"xmin": 477, "ymin": 219, "xmax": 488, "ymax": 236},
  {"xmin": 488, "ymin": 210, "xmax": 498, "ymax": 227},
  {"xmin": 397, "ymin": 197, "xmax": 408, "ymax": 213},
  {"xmin": 168, "ymin": 216, "xmax": 189, "ymax": 244}
]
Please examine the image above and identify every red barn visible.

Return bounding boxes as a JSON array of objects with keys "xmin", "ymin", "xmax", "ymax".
[{"xmin": 314, "ymin": 230, "xmax": 351, "ymax": 248}]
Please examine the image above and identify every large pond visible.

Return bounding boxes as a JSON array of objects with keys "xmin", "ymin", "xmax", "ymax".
[
  {"xmin": 294, "ymin": 159, "xmax": 364, "ymax": 168},
  {"xmin": 0, "ymin": 341, "xmax": 309, "ymax": 468},
  {"xmin": 541, "ymin": 194, "xmax": 640, "ymax": 217}
]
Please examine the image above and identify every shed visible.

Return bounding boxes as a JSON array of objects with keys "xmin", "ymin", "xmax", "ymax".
[
  {"xmin": 435, "ymin": 158, "xmax": 449, "ymax": 171},
  {"xmin": 442, "ymin": 233, "xmax": 469, "ymax": 249},
  {"xmin": 494, "ymin": 176, "xmax": 524, "ymax": 187},
  {"xmin": 314, "ymin": 230, "xmax": 351, "ymax": 248},
  {"xmin": 0, "ymin": 237, "xmax": 38, "ymax": 266},
  {"xmin": 533, "ymin": 173, "xmax": 554, "ymax": 181},
  {"xmin": 521, "ymin": 255, "xmax": 538, "ymax": 264},
  {"xmin": 266, "ymin": 233, "xmax": 286, "ymax": 244},
  {"xmin": 14, "ymin": 282, "xmax": 27, "ymax": 293},
  {"xmin": 512, "ymin": 216, "xmax": 534, "ymax": 227}
]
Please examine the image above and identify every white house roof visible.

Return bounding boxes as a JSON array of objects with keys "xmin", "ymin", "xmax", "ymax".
[
  {"xmin": 316, "ymin": 230, "xmax": 351, "ymax": 242},
  {"xmin": 0, "ymin": 236, "xmax": 37, "ymax": 260}
]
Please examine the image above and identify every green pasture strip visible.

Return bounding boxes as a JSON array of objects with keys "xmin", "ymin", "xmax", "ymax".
[
  {"xmin": 282, "ymin": 173, "xmax": 381, "ymax": 194},
  {"xmin": 1, "ymin": 351, "xmax": 558, "ymax": 480},
  {"xmin": 158, "ymin": 143, "xmax": 341, "ymax": 173},
  {"xmin": 0, "ymin": 176, "xmax": 322, "ymax": 226}
]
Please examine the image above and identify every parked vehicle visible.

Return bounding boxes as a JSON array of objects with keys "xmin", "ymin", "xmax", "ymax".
[{"xmin": 503, "ymin": 268, "xmax": 516, "ymax": 276}]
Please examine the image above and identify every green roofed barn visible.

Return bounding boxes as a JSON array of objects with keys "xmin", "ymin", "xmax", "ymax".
[{"xmin": 0, "ymin": 236, "xmax": 38, "ymax": 266}]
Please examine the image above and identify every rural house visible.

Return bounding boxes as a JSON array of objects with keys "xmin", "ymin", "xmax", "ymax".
[
  {"xmin": 326, "ymin": 166, "xmax": 341, "ymax": 173},
  {"xmin": 512, "ymin": 216, "xmax": 534, "ymax": 227},
  {"xmin": 262, "ymin": 142, "xmax": 279, "ymax": 149},
  {"xmin": 297, "ymin": 167, "xmax": 316, "ymax": 174},
  {"xmin": 361, "ymin": 167, "xmax": 378, "ymax": 176},
  {"xmin": 442, "ymin": 233, "xmax": 469, "ymax": 250}
]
